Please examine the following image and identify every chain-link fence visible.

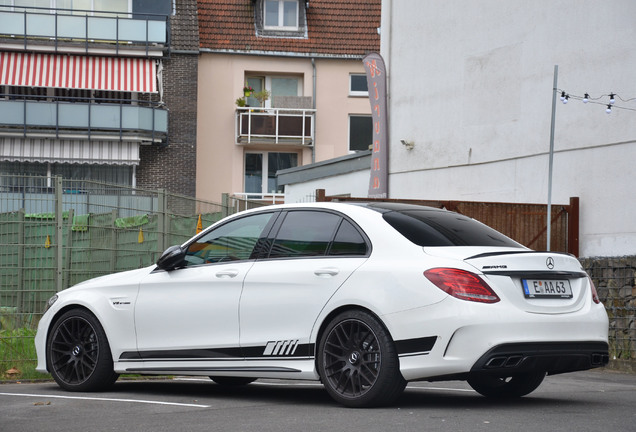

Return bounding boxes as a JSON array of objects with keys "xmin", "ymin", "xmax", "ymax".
[{"xmin": 0, "ymin": 175, "xmax": 266, "ymax": 379}]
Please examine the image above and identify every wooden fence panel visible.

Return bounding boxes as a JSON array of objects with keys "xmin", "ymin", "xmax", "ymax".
[{"xmin": 315, "ymin": 190, "xmax": 579, "ymax": 256}]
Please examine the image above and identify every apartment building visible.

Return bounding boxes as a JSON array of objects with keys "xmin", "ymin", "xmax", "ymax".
[
  {"xmin": 196, "ymin": 0, "xmax": 380, "ymax": 203},
  {"xmin": 0, "ymin": 0, "xmax": 198, "ymax": 197}
]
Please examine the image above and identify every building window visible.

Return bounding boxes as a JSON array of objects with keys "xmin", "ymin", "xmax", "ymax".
[
  {"xmin": 2, "ymin": 86, "xmax": 133, "ymax": 104},
  {"xmin": 245, "ymin": 152, "xmax": 298, "ymax": 196},
  {"xmin": 349, "ymin": 74, "xmax": 368, "ymax": 97},
  {"xmin": 4, "ymin": 0, "xmax": 131, "ymax": 15},
  {"xmin": 245, "ymin": 74, "xmax": 301, "ymax": 108},
  {"xmin": 349, "ymin": 115, "xmax": 373, "ymax": 152},
  {"xmin": 264, "ymin": 0, "xmax": 299, "ymax": 30},
  {"xmin": 0, "ymin": 161, "xmax": 133, "ymax": 189}
]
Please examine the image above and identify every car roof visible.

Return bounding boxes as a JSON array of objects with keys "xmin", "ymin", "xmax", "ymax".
[{"xmin": 256, "ymin": 201, "xmax": 445, "ymax": 213}]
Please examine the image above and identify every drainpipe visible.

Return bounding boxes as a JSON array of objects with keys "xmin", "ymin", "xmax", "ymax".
[{"xmin": 311, "ymin": 57, "xmax": 316, "ymax": 163}]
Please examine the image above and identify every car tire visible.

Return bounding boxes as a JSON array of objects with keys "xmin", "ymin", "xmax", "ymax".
[
  {"xmin": 209, "ymin": 377, "xmax": 257, "ymax": 386},
  {"xmin": 467, "ymin": 372, "xmax": 546, "ymax": 398},
  {"xmin": 47, "ymin": 308, "xmax": 119, "ymax": 391},
  {"xmin": 317, "ymin": 310, "xmax": 406, "ymax": 408}
]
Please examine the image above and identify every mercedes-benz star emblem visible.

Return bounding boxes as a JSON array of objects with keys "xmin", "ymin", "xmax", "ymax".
[{"xmin": 546, "ymin": 257, "xmax": 555, "ymax": 269}]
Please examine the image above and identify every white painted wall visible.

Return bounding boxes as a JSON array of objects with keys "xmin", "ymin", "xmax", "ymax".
[
  {"xmin": 381, "ymin": 0, "xmax": 636, "ymax": 257},
  {"xmin": 284, "ymin": 169, "xmax": 370, "ymax": 204}
]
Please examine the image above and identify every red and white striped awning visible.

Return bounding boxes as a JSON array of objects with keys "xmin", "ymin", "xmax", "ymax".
[{"xmin": 0, "ymin": 52, "xmax": 157, "ymax": 93}]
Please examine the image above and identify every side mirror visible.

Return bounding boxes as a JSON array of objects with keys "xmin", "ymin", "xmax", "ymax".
[{"xmin": 156, "ymin": 245, "xmax": 186, "ymax": 271}]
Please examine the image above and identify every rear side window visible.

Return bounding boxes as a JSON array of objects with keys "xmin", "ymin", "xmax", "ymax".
[
  {"xmin": 268, "ymin": 210, "xmax": 369, "ymax": 258},
  {"xmin": 269, "ymin": 211, "xmax": 341, "ymax": 258},
  {"xmin": 383, "ymin": 210, "xmax": 521, "ymax": 248},
  {"xmin": 329, "ymin": 220, "xmax": 368, "ymax": 256}
]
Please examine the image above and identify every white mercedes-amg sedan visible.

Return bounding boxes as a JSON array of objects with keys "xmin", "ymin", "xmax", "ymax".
[{"xmin": 35, "ymin": 202, "xmax": 609, "ymax": 407}]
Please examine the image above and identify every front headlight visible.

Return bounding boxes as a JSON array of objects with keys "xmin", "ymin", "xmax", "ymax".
[{"xmin": 43, "ymin": 294, "xmax": 58, "ymax": 314}]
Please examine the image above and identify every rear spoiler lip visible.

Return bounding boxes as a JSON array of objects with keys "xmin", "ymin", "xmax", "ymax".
[
  {"xmin": 465, "ymin": 250, "xmax": 574, "ymax": 261},
  {"xmin": 481, "ymin": 270, "xmax": 588, "ymax": 279}
]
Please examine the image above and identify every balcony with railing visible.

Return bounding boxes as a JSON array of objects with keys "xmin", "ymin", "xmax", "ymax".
[
  {"xmin": 0, "ymin": 5, "xmax": 168, "ymax": 57},
  {"xmin": 0, "ymin": 93, "xmax": 168, "ymax": 143},
  {"xmin": 236, "ymin": 107, "xmax": 315, "ymax": 146}
]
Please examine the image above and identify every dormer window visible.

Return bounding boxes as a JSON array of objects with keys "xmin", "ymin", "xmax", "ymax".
[
  {"xmin": 255, "ymin": 0, "xmax": 307, "ymax": 38},
  {"xmin": 264, "ymin": 0, "xmax": 299, "ymax": 30}
]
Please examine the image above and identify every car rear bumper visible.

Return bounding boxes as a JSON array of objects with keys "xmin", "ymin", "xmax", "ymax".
[
  {"xmin": 469, "ymin": 341, "xmax": 610, "ymax": 376},
  {"xmin": 384, "ymin": 296, "xmax": 609, "ymax": 381}
]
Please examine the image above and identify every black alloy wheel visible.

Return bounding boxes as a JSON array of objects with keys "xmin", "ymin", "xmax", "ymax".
[
  {"xmin": 318, "ymin": 310, "xmax": 406, "ymax": 407},
  {"xmin": 47, "ymin": 309, "xmax": 118, "ymax": 391}
]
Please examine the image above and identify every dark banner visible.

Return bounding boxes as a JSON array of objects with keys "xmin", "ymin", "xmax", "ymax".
[{"xmin": 363, "ymin": 52, "xmax": 388, "ymax": 198}]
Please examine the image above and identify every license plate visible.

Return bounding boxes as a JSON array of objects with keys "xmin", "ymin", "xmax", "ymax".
[{"xmin": 522, "ymin": 279, "xmax": 572, "ymax": 299}]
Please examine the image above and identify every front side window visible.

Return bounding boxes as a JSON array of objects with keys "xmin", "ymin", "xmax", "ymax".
[
  {"xmin": 184, "ymin": 212, "xmax": 276, "ymax": 266},
  {"xmin": 264, "ymin": 0, "xmax": 299, "ymax": 30}
]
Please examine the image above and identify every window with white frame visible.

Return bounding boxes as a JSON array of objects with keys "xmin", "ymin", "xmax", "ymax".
[
  {"xmin": 244, "ymin": 152, "xmax": 298, "ymax": 196},
  {"xmin": 349, "ymin": 74, "xmax": 369, "ymax": 97},
  {"xmin": 349, "ymin": 115, "xmax": 373, "ymax": 152},
  {"xmin": 264, "ymin": 0, "xmax": 299, "ymax": 30},
  {"xmin": 245, "ymin": 74, "xmax": 302, "ymax": 108}
]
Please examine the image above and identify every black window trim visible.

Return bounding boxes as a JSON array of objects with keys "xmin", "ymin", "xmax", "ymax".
[{"xmin": 260, "ymin": 208, "xmax": 372, "ymax": 260}]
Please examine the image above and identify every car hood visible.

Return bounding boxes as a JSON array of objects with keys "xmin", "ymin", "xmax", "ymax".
[{"xmin": 64, "ymin": 265, "xmax": 157, "ymax": 293}]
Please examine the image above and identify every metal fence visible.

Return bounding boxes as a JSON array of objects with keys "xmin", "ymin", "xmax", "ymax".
[
  {"xmin": 0, "ymin": 179, "xmax": 633, "ymax": 379},
  {"xmin": 0, "ymin": 175, "xmax": 267, "ymax": 378}
]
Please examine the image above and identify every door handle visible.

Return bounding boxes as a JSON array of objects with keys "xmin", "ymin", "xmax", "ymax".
[
  {"xmin": 216, "ymin": 269, "xmax": 239, "ymax": 278},
  {"xmin": 314, "ymin": 267, "xmax": 339, "ymax": 277}
]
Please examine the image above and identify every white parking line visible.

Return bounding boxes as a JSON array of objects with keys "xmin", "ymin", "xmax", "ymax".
[{"xmin": 0, "ymin": 392, "xmax": 210, "ymax": 408}]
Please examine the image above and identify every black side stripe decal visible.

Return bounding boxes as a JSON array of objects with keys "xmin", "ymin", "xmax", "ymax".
[{"xmin": 120, "ymin": 343, "xmax": 315, "ymax": 362}]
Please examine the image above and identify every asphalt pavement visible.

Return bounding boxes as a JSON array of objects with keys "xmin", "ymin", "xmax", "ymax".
[{"xmin": 1, "ymin": 369, "xmax": 635, "ymax": 432}]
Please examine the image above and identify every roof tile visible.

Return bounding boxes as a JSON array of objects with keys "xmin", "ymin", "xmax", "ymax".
[{"xmin": 198, "ymin": 0, "xmax": 380, "ymax": 56}]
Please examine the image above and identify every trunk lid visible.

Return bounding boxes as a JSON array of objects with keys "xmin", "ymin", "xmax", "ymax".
[{"xmin": 424, "ymin": 247, "xmax": 590, "ymax": 314}]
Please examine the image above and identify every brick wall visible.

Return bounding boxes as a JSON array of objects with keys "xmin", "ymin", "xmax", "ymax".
[{"xmin": 136, "ymin": 0, "xmax": 199, "ymax": 197}]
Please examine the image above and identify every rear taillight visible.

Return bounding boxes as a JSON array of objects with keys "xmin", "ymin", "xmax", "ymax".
[
  {"xmin": 589, "ymin": 277, "xmax": 600, "ymax": 304},
  {"xmin": 424, "ymin": 268, "xmax": 500, "ymax": 303}
]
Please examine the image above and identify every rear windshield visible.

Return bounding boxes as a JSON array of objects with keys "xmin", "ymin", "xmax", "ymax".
[{"xmin": 383, "ymin": 210, "xmax": 522, "ymax": 248}]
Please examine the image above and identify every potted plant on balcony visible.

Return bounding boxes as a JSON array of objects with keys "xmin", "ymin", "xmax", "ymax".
[
  {"xmin": 235, "ymin": 97, "xmax": 246, "ymax": 107},
  {"xmin": 253, "ymin": 89, "xmax": 270, "ymax": 107},
  {"xmin": 243, "ymin": 84, "xmax": 254, "ymax": 97}
]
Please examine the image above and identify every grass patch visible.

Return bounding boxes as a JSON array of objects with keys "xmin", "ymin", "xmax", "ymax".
[{"xmin": 0, "ymin": 328, "xmax": 51, "ymax": 381}]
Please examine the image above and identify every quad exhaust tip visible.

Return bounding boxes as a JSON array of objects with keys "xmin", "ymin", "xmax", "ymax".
[
  {"xmin": 485, "ymin": 352, "xmax": 609, "ymax": 370},
  {"xmin": 484, "ymin": 355, "xmax": 524, "ymax": 369}
]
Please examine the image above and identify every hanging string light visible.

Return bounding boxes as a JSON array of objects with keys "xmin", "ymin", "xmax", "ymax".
[{"xmin": 556, "ymin": 89, "xmax": 636, "ymax": 114}]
